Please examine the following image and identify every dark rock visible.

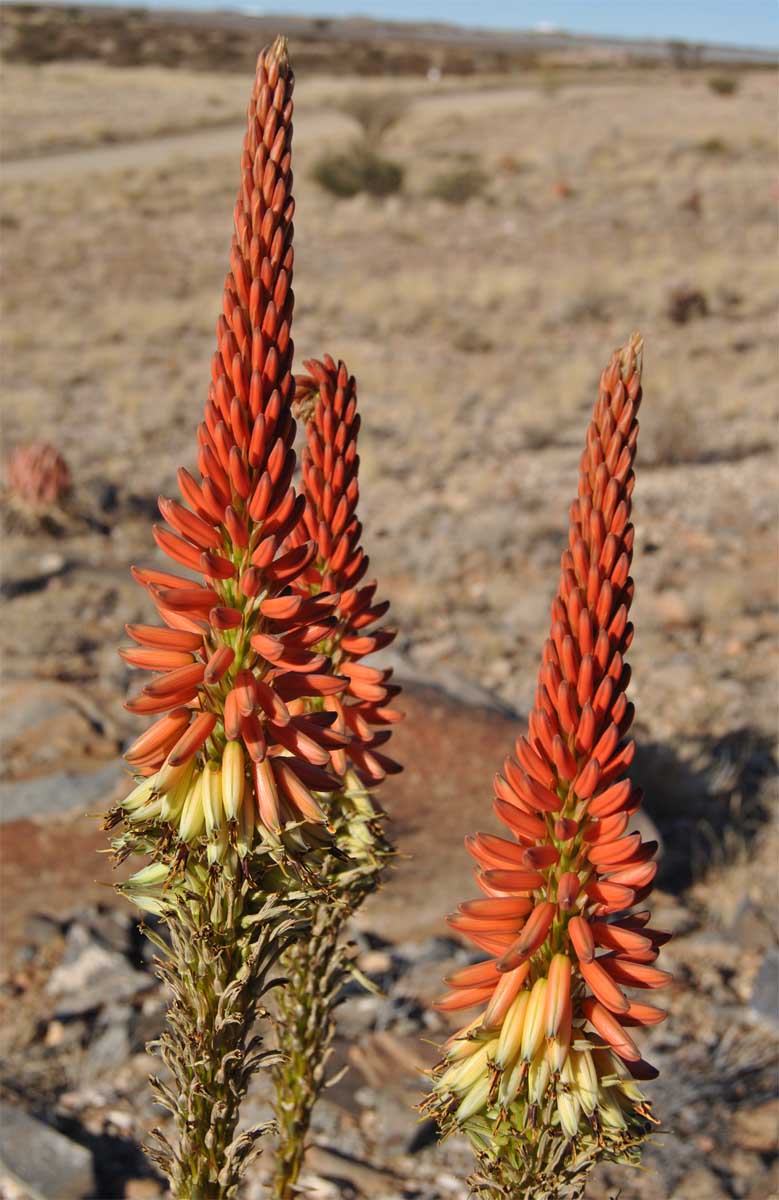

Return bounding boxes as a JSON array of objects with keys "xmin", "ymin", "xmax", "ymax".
[{"xmin": 0, "ymin": 1101, "xmax": 95, "ymax": 1199}]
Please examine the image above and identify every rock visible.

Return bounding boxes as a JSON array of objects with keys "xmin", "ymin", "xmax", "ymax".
[
  {"xmin": 63, "ymin": 903, "xmax": 134, "ymax": 956},
  {"xmin": 124, "ymin": 1180, "xmax": 165, "ymax": 1199},
  {"xmin": 0, "ymin": 1102, "xmax": 94, "ymax": 1200},
  {"xmin": 46, "ymin": 923, "xmax": 153, "ymax": 1017},
  {"xmin": 0, "ymin": 759, "xmax": 123, "ymax": 822},
  {"xmin": 0, "ymin": 680, "xmax": 119, "ymax": 783},
  {"xmin": 674, "ymin": 1166, "xmax": 729, "ymax": 1200},
  {"xmin": 731, "ymin": 1100, "xmax": 778, "ymax": 1154},
  {"xmin": 392, "ymin": 936, "xmax": 465, "ymax": 965},
  {"xmin": 129, "ymin": 994, "xmax": 166, "ymax": 1052},
  {"xmin": 628, "ymin": 808, "xmax": 663, "ymax": 859},
  {"xmin": 650, "ymin": 894, "xmax": 701, "ymax": 937},
  {"xmin": 374, "ymin": 993, "xmax": 427, "ymax": 1035},
  {"xmin": 336, "ymin": 993, "xmax": 383, "ymax": 1039},
  {"xmin": 728, "ymin": 897, "xmax": 776, "ymax": 952},
  {"xmin": 307, "ymin": 1143, "xmax": 401, "ymax": 1194},
  {"xmin": 358, "ymin": 948, "xmax": 394, "ymax": 976},
  {"xmin": 0, "ymin": 552, "xmax": 68, "ymax": 599},
  {"xmin": 750, "ymin": 947, "xmax": 779, "ymax": 1028},
  {"xmin": 85, "ymin": 1003, "xmax": 134, "ymax": 1076}
]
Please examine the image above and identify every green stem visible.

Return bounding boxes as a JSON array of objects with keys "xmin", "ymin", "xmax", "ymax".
[
  {"xmin": 270, "ymin": 774, "xmax": 393, "ymax": 1199},
  {"xmin": 271, "ymin": 898, "xmax": 349, "ymax": 1200},
  {"xmin": 144, "ymin": 866, "xmax": 302, "ymax": 1199}
]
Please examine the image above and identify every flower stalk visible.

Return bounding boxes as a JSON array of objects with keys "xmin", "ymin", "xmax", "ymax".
[
  {"xmin": 270, "ymin": 357, "xmax": 400, "ymax": 1198},
  {"xmin": 423, "ymin": 335, "xmax": 671, "ymax": 1199},
  {"xmin": 106, "ymin": 39, "xmax": 400, "ymax": 1196}
]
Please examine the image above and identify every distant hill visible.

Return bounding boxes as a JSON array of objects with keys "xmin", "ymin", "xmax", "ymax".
[{"xmin": 2, "ymin": 3, "xmax": 775, "ymax": 73}]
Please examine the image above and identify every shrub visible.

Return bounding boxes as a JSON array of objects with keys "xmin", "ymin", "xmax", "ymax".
[
  {"xmin": 312, "ymin": 142, "xmax": 403, "ymax": 198},
  {"xmin": 428, "ymin": 163, "xmax": 487, "ymax": 205},
  {"xmin": 696, "ymin": 135, "xmax": 729, "ymax": 156},
  {"xmin": 708, "ymin": 74, "xmax": 739, "ymax": 96}
]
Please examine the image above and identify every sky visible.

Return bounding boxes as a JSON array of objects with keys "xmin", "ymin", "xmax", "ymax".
[{"xmin": 121, "ymin": 0, "xmax": 778, "ymax": 49}]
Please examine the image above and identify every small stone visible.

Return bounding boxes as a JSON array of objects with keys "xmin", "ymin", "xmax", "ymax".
[
  {"xmin": 750, "ymin": 947, "xmax": 779, "ymax": 1028},
  {"xmin": 359, "ymin": 949, "xmax": 393, "ymax": 976},
  {"xmin": 0, "ymin": 1102, "xmax": 95, "ymax": 1200},
  {"xmin": 674, "ymin": 1166, "xmax": 729, "ymax": 1200},
  {"xmin": 124, "ymin": 1180, "xmax": 165, "ymax": 1199},
  {"xmin": 44, "ymin": 1018, "xmax": 87, "ymax": 1050},
  {"xmin": 731, "ymin": 1100, "xmax": 778, "ymax": 1154},
  {"xmin": 728, "ymin": 897, "xmax": 776, "ymax": 952}
]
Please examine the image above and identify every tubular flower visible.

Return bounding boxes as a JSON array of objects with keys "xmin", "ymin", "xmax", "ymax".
[
  {"xmin": 291, "ymin": 355, "xmax": 402, "ymax": 786},
  {"xmin": 270, "ymin": 357, "xmax": 400, "ymax": 1200},
  {"xmin": 424, "ymin": 335, "xmax": 671, "ymax": 1198},
  {"xmin": 112, "ymin": 38, "xmax": 349, "ymax": 861}
]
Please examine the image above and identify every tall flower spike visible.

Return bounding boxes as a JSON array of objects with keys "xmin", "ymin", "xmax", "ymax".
[
  {"xmin": 291, "ymin": 355, "xmax": 402, "ymax": 782},
  {"xmin": 115, "ymin": 38, "xmax": 348, "ymax": 856},
  {"xmin": 424, "ymin": 335, "xmax": 671, "ymax": 1199},
  {"xmin": 271, "ymin": 356, "xmax": 400, "ymax": 1199},
  {"xmin": 107, "ymin": 41, "xmax": 366, "ymax": 1198}
]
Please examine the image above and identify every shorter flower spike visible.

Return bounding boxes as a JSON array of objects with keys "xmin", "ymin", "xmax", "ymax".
[{"xmin": 423, "ymin": 335, "xmax": 669, "ymax": 1199}]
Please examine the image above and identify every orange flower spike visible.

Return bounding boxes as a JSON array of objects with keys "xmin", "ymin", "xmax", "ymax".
[
  {"xmin": 426, "ymin": 336, "xmax": 671, "ymax": 1197},
  {"xmin": 290, "ymin": 357, "xmax": 402, "ymax": 788},
  {"xmin": 116, "ymin": 40, "xmax": 361, "ymax": 851}
]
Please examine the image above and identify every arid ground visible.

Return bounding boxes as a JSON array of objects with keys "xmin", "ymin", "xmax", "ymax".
[{"xmin": 0, "ymin": 9, "xmax": 777, "ymax": 1200}]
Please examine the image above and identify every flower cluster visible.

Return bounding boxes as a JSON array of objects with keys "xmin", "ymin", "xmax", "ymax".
[
  {"xmin": 108, "ymin": 41, "xmax": 403, "ymax": 1195},
  {"xmin": 426, "ymin": 335, "xmax": 671, "ymax": 1195},
  {"xmin": 270, "ymin": 359, "xmax": 400, "ymax": 1198},
  {"xmin": 291, "ymin": 355, "xmax": 402, "ymax": 784},
  {"xmin": 113, "ymin": 40, "xmax": 359, "ymax": 873}
]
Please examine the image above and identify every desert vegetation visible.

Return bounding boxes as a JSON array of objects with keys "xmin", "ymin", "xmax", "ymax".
[{"xmin": 0, "ymin": 10, "xmax": 776, "ymax": 1200}]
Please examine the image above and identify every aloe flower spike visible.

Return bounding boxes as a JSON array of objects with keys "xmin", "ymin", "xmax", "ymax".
[{"xmin": 423, "ymin": 335, "xmax": 670, "ymax": 1200}]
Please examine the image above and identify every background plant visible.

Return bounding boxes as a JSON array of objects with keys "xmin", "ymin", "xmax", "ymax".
[{"xmin": 312, "ymin": 88, "xmax": 407, "ymax": 199}]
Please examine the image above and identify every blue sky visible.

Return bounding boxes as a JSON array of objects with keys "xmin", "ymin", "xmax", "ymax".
[{"xmin": 246, "ymin": 0, "xmax": 777, "ymax": 48}]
